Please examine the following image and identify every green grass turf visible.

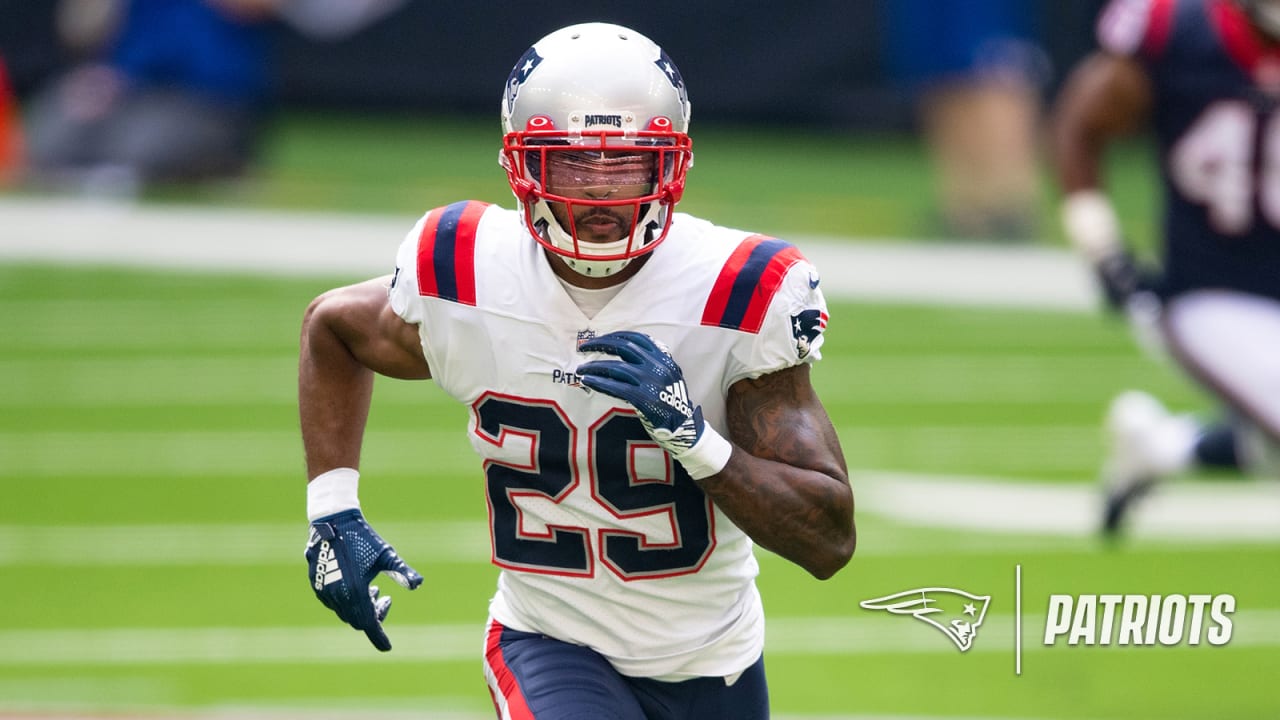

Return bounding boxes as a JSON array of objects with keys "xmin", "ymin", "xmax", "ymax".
[{"xmin": 2, "ymin": 262, "xmax": 1276, "ymax": 719}]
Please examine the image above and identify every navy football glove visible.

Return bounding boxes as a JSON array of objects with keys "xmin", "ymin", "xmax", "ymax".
[
  {"xmin": 305, "ymin": 509, "xmax": 422, "ymax": 651},
  {"xmin": 577, "ymin": 330, "xmax": 706, "ymax": 456}
]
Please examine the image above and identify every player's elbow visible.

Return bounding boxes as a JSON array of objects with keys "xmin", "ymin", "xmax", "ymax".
[
  {"xmin": 300, "ymin": 289, "xmax": 357, "ymax": 368},
  {"xmin": 301, "ymin": 288, "xmax": 353, "ymax": 351},
  {"xmin": 807, "ymin": 525, "xmax": 855, "ymax": 581},
  {"xmin": 301, "ymin": 290, "xmax": 329, "ymax": 338},
  {"xmin": 815, "ymin": 481, "xmax": 856, "ymax": 580},
  {"xmin": 302, "ymin": 288, "xmax": 341, "ymax": 330},
  {"xmin": 802, "ymin": 500, "xmax": 855, "ymax": 580}
]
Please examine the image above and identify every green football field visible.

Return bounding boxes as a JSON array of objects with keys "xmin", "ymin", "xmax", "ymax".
[
  {"xmin": 1, "ymin": 263, "xmax": 1276, "ymax": 719},
  {"xmin": 1, "ymin": 114, "xmax": 1277, "ymax": 718}
]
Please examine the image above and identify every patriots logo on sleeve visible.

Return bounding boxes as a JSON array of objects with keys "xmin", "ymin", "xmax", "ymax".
[{"xmin": 791, "ymin": 308, "xmax": 827, "ymax": 359}]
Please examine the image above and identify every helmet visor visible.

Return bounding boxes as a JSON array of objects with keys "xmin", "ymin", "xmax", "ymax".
[{"xmin": 544, "ymin": 151, "xmax": 658, "ymax": 195}]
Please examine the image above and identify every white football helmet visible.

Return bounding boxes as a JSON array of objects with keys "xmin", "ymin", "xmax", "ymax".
[{"xmin": 500, "ymin": 23, "xmax": 694, "ymax": 277}]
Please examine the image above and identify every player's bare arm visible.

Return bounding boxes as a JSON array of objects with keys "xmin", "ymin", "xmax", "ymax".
[
  {"xmin": 298, "ymin": 275, "xmax": 428, "ymax": 652},
  {"xmin": 1052, "ymin": 52, "xmax": 1155, "ymax": 302},
  {"xmin": 299, "ymin": 274, "xmax": 430, "ymax": 477},
  {"xmin": 709, "ymin": 363, "xmax": 854, "ymax": 580},
  {"xmin": 1051, "ymin": 52, "xmax": 1152, "ymax": 193}
]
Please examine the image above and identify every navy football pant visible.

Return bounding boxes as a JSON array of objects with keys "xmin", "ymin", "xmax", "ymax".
[{"xmin": 483, "ymin": 619, "xmax": 769, "ymax": 719}]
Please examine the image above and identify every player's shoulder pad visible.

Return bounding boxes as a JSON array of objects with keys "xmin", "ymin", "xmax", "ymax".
[
  {"xmin": 700, "ymin": 233, "xmax": 808, "ymax": 333},
  {"xmin": 1097, "ymin": 0, "xmax": 1177, "ymax": 59},
  {"xmin": 415, "ymin": 200, "xmax": 492, "ymax": 306}
]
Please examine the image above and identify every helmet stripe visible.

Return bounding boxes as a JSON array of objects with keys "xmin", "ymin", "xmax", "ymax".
[
  {"xmin": 416, "ymin": 200, "xmax": 489, "ymax": 306},
  {"xmin": 701, "ymin": 235, "xmax": 805, "ymax": 333}
]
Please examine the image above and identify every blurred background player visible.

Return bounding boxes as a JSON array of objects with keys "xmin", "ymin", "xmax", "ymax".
[
  {"xmin": 1051, "ymin": 0, "xmax": 1280, "ymax": 535},
  {"xmin": 880, "ymin": 0, "xmax": 1049, "ymax": 240},
  {"xmin": 20, "ymin": 0, "xmax": 403, "ymax": 197},
  {"xmin": 0, "ymin": 52, "xmax": 21, "ymax": 185},
  {"xmin": 22, "ymin": 0, "xmax": 276, "ymax": 195}
]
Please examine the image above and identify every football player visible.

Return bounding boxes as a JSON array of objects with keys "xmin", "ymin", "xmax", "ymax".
[
  {"xmin": 1052, "ymin": 0, "xmax": 1280, "ymax": 535},
  {"xmin": 298, "ymin": 23, "xmax": 855, "ymax": 718}
]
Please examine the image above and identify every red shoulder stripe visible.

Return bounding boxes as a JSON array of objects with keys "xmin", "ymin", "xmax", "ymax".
[
  {"xmin": 701, "ymin": 235, "xmax": 805, "ymax": 333},
  {"xmin": 415, "ymin": 200, "xmax": 489, "ymax": 306},
  {"xmin": 702, "ymin": 234, "xmax": 768, "ymax": 328}
]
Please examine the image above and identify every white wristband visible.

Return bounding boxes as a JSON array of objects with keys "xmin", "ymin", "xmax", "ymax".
[
  {"xmin": 1061, "ymin": 190, "xmax": 1123, "ymax": 263},
  {"xmin": 307, "ymin": 467, "xmax": 361, "ymax": 521},
  {"xmin": 676, "ymin": 426, "xmax": 734, "ymax": 480}
]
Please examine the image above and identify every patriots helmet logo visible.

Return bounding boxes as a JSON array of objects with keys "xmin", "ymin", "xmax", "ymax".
[
  {"xmin": 860, "ymin": 587, "xmax": 991, "ymax": 652},
  {"xmin": 791, "ymin": 308, "xmax": 827, "ymax": 359},
  {"xmin": 655, "ymin": 49, "xmax": 689, "ymax": 110},
  {"xmin": 506, "ymin": 47, "xmax": 543, "ymax": 112}
]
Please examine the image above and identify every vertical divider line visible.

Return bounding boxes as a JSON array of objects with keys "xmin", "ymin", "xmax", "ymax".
[{"xmin": 1016, "ymin": 563, "xmax": 1023, "ymax": 676}]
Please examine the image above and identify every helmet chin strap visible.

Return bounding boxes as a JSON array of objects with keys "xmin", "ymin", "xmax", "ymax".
[
  {"xmin": 552, "ymin": 218, "xmax": 634, "ymax": 276},
  {"xmin": 528, "ymin": 201, "xmax": 663, "ymax": 277},
  {"xmin": 564, "ymin": 255, "xmax": 633, "ymax": 277}
]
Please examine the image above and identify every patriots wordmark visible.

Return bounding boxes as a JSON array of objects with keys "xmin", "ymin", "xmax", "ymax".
[
  {"xmin": 860, "ymin": 587, "xmax": 991, "ymax": 652},
  {"xmin": 551, "ymin": 369, "xmax": 584, "ymax": 387},
  {"xmin": 584, "ymin": 114, "xmax": 623, "ymax": 128},
  {"xmin": 1044, "ymin": 594, "xmax": 1235, "ymax": 646}
]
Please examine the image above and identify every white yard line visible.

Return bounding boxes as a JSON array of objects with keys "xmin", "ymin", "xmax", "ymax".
[
  {"xmin": 0, "ymin": 197, "xmax": 408, "ymax": 278},
  {"xmin": 0, "ymin": 196, "xmax": 1097, "ymax": 310},
  {"xmin": 3, "ymin": 610, "xmax": 1278, "ymax": 666},
  {"xmin": 857, "ymin": 470, "xmax": 1280, "ymax": 541}
]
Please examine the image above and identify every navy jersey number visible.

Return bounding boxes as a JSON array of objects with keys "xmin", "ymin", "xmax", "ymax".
[
  {"xmin": 475, "ymin": 395, "xmax": 590, "ymax": 575},
  {"xmin": 592, "ymin": 410, "xmax": 714, "ymax": 578},
  {"xmin": 474, "ymin": 394, "xmax": 715, "ymax": 580}
]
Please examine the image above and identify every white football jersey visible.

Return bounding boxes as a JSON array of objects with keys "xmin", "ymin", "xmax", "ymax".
[{"xmin": 388, "ymin": 201, "xmax": 829, "ymax": 680}]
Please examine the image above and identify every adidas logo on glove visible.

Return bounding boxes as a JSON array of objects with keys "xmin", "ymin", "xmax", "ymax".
[
  {"xmin": 313, "ymin": 540, "xmax": 343, "ymax": 590},
  {"xmin": 660, "ymin": 381, "xmax": 693, "ymax": 417}
]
